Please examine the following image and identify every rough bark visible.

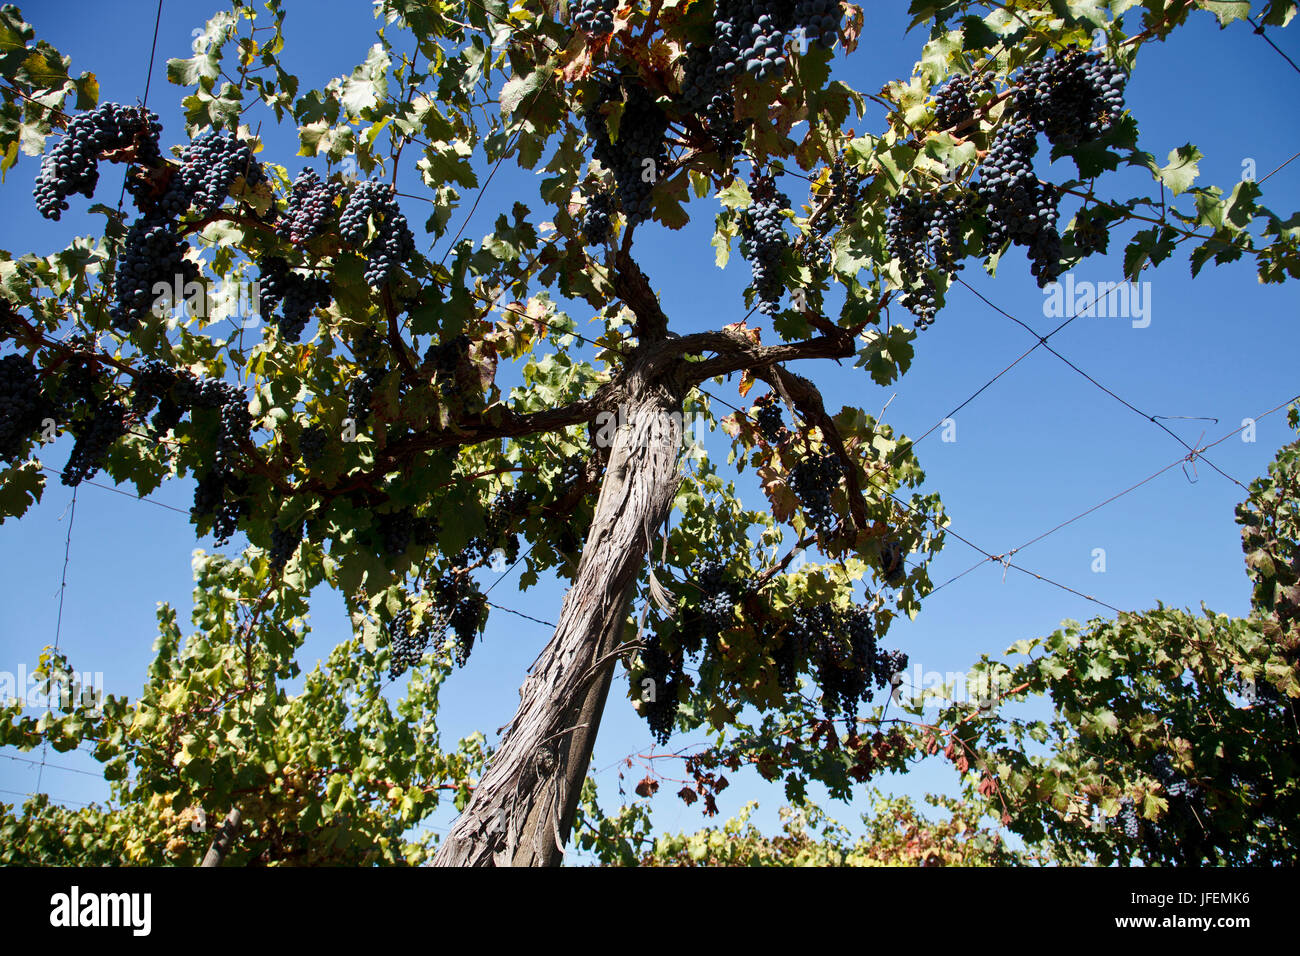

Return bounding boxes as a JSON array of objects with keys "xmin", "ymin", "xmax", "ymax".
[
  {"xmin": 432, "ymin": 365, "xmax": 686, "ymax": 866},
  {"xmin": 198, "ymin": 807, "xmax": 241, "ymax": 867}
]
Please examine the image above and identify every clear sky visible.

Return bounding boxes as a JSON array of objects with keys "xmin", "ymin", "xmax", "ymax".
[{"xmin": 2, "ymin": 1, "xmax": 1298, "ymax": 859}]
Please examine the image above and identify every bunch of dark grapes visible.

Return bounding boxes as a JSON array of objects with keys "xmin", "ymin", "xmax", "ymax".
[
  {"xmin": 767, "ymin": 602, "xmax": 901, "ymax": 717},
  {"xmin": 639, "ymin": 632, "xmax": 683, "ymax": 744},
  {"xmin": 739, "ymin": 171, "xmax": 790, "ymax": 315},
  {"xmin": 338, "ymin": 180, "xmax": 416, "ymax": 287},
  {"xmin": 584, "ymin": 81, "xmax": 669, "ymax": 226},
  {"xmin": 1141, "ymin": 752, "xmax": 1212, "ymax": 863},
  {"xmin": 268, "ymin": 520, "xmax": 304, "ymax": 571},
  {"xmin": 808, "ymin": 604, "xmax": 862, "ymax": 718},
  {"xmin": 34, "ymin": 103, "xmax": 162, "ymax": 220},
  {"xmin": 580, "ymin": 191, "xmax": 613, "ymax": 246},
  {"xmin": 885, "ymin": 187, "xmax": 972, "ymax": 327},
  {"xmin": 130, "ymin": 359, "xmax": 175, "ymax": 414},
  {"xmin": 701, "ymin": 0, "xmax": 842, "ymax": 87},
  {"xmin": 1069, "ymin": 205, "xmax": 1112, "ymax": 257},
  {"xmin": 754, "ymin": 393, "xmax": 785, "ymax": 443},
  {"xmin": 109, "ymin": 215, "xmax": 199, "ymax": 330},
  {"xmin": 680, "ymin": 46, "xmax": 719, "ymax": 113},
  {"xmin": 377, "ymin": 509, "xmax": 417, "ymax": 557},
  {"xmin": 208, "ymin": 381, "xmax": 251, "ymax": 468},
  {"xmin": 931, "ymin": 73, "xmax": 993, "ymax": 131},
  {"xmin": 886, "ymin": 190, "xmax": 965, "ymax": 270},
  {"xmin": 703, "ymin": 91, "xmax": 743, "ymax": 161},
  {"xmin": 185, "ymin": 378, "xmax": 252, "ymax": 545},
  {"xmin": 130, "ymin": 359, "xmax": 190, "ymax": 433},
  {"xmin": 277, "ymin": 168, "xmax": 343, "ymax": 244},
  {"xmin": 789, "ymin": 451, "xmax": 842, "ymax": 533},
  {"xmin": 175, "ymin": 128, "xmax": 264, "ymax": 215},
  {"xmin": 1016, "ymin": 47, "xmax": 1128, "ymax": 149},
  {"xmin": 257, "ymin": 256, "xmax": 331, "ymax": 342},
  {"xmin": 0, "ymin": 354, "xmax": 55, "ymax": 464},
  {"xmin": 388, "ymin": 606, "xmax": 445, "ymax": 679},
  {"xmin": 975, "ymin": 115, "xmax": 1062, "ymax": 288},
  {"xmin": 569, "ymin": 0, "xmax": 617, "ymax": 35},
  {"xmin": 695, "ymin": 559, "xmax": 737, "ymax": 630},
  {"xmin": 62, "ymin": 399, "xmax": 127, "ymax": 486},
  {"xmin": 729, "ymin": 1, "xmax": 789, "ymax": 81},
  {"xmin": 794, "ymin": 0, "xmax": 841, "ymax": 48},
  {"xmin": 432, "ymin": 573, "xmax": 486, "ymax": 667},
  {"xmin": 1117, "ymin": 797, "xmax": 1140, "ymax": 840},
  {"xmin": 348, "ymin": 367, "xmax": 385, "ymax": 425},
  {"xmin": 802, "ymin": 230, "xmax": 832, "ymax": 267},
  {"xmin": 299, "ymin": 424, "xmax": 328, "ymax": 464},
  {"xmin": 678, "ymin": 43, "xmax": 742, "ymax": 160},
  {"xmin": 824, "ymin": 158, "xmax": 861, "ymax": 227},
  {"xmin": 424, "ymin": 333, "xmax": 470, "ymax": 400},
  {"xmin": 447, "ymin": 590, "xmax": 486, "ymax": 665},
  {"xmin": 875, "ymin": 648, "xmax": 908, "ymax": 689},
  {"xmin": 773, "ymin": 605, "xmax": 815, "ymax": 693},
  {"xmin": 467, "ymin": 486, "xmax": 526, "ymax": 565},
  {"xmin": 842, "ymin": 605, "xmax": 882, "ymax": 689}
]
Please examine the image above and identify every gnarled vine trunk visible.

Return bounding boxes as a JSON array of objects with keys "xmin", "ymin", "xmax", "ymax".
[{"xmin": 432, "ymin": 366, "xmax": 686, "ymax": 866}]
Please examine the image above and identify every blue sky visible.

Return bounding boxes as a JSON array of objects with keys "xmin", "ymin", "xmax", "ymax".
[{"xmin": 2, "ymin": 1, "xmax": 1298, "ymax": 859}]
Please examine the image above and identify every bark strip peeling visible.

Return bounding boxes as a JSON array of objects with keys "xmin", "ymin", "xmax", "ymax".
[{"xmin": 433, "ymin": 365, "xmax": 686, "ymax": 866}]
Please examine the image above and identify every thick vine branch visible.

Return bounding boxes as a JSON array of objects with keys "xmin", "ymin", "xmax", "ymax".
[{"xmin": 672, "ymin": 328, "xmax": 857, "ymax": 383}]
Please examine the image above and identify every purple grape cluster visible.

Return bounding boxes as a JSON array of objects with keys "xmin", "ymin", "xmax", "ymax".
[
  {"xmin": 338, "ymin": 180, "xmax": 416, "ymax": 286},
  {"xmin": 0, "ymin": 353, "xmax": 54, "ymax": 464},
  {"xmin": 61, "ymin": 399, "xmax": 127, "ymax": 487},
  {"xmin": 584, "ymin": 81, "xmax": 669, "ymax": 226},
  {"xmin": 580, "ymin": 190, "xmax": 613, "ymax": 245},
  {"xmin": 976, "ymin": 115, "xmax": 1062, "ymax": 287},
  {"xmin": 885, "ymin": 186, "xmax": 972, "ymax": 327},
  {"xmin": 789, "ymin": 450, "xmax": 843, "ymax": 534},
  {"xmin": 639, "ymin": 632, "xmax": 683, "ymax": 744},
  {"xmin": 739, "ymin": 171, "xmax": 790, "ymax": 315},
  {"xmin": 109, "ymin": 214, "xmax": 199, "ymax": 331},
  {"xmin": 176, "ymin": 128, "xmax": 264, "ymax": 215},
  {"xmin": 277, "ymin": 168, "xmax": 343, "ymax": 245},
  {"xmin": 1016, "ymin": 46, "xmax": 1128, "ymax": 149},
  {"xmin": 932, "ymin": 73, "xmax": 993, "ymax": 131},
  {"xmin": 754, "ymin": 393, "xmax": 785, "ymax": 443},
  {"xmin": 257, "ymin": 256, "xmax": 331, "ymax": 342},
  {"xmin": 34, "ymin": 103, "xmax": 162, "ymax": 220},
  {"xmin": 569, "ymin": 0, "xmax": 617, "ymax": 36}
]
